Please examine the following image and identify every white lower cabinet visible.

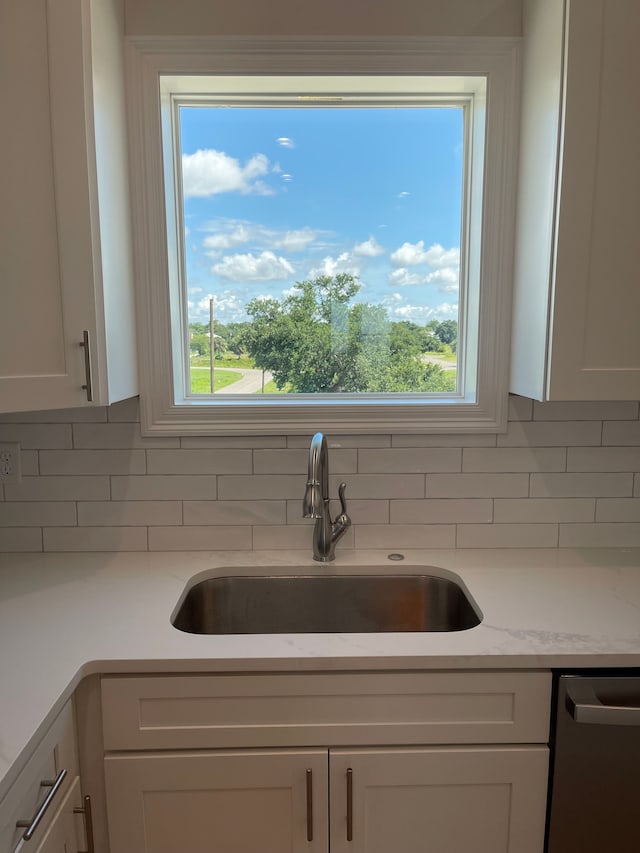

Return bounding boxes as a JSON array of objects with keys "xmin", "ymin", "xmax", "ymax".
[
  {"xmin": 101, "ymin": 671, "xmax": 551, "ymax": 853},
  {"xmin": 104, "ymin": 745, "xmax": 547, "ymax": 853}
]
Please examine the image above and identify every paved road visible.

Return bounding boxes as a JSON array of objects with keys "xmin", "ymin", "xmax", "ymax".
[
  {"xmin": 422, "ymin": 354, "xmax": 457, "ymax": 371},
  {"xmin": 218, "ymin": 367, "xmax": 274, "ymax": 393}
]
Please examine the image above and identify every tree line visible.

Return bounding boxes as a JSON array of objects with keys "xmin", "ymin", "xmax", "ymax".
[{"xmin": 189, "ymin": 274, "xmax": 457, "ymax": 393}]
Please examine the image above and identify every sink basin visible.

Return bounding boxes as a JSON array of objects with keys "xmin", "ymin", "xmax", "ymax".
[{"xmin": 171, "ymin": 569, "xmax": 482, "ymax": 634}]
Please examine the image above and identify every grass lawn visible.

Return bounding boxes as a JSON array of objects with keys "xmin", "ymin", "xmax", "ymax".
[
  {"xmin": 191, "ymin": 354, "xmax": 255, "ymax": 369},
  {"xmin": 190, "ymin": 366, "xmax": 242, "ymax": 393}
]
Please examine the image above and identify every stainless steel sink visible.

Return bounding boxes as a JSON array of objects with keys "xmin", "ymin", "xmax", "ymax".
[{"xmin": 171, "ymin": 570, "xmax": 481, "ymax": 634}]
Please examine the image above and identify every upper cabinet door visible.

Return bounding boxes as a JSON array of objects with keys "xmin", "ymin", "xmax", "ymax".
[
  {"xmin": 0, "ymin": 0, "xmax": 137, "ymax": 414},
  {"xmin": 511, "ymin": 0, "xmax": 640, "ymax": 401}
]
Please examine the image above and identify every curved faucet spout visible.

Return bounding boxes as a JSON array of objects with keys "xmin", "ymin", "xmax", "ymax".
[{"xmin": 302, "ymin": 432, "xmax": 351, "ymax": 562}]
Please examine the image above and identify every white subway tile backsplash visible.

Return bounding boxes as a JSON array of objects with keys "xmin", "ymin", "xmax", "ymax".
[
  {"xmin": 111, "ymin": 475, "xmax": 217, "ymax": 501},
  {"xmin": 219, "ymin": 475, "xmax": 306, "ymax": 500},
  {"xmin": 457, "ymin": 523, "xmax": 558, "ymax": 548},
  {"xmin": 392, "ymin": 434, "xmax": 497, "ymax": 447},
  {"xmin": 0, "ymin": 406, "xmax": 106, "ymax": 423},
  {"xmin": 494, "ymin": 498, "xmax": 595, "ymax": 523},
  {"xmin": 390, "ymin": 499, "xmax": 493, "ymax": 524},
  {"xmin": 40, "ymin": 450, "xmax": 146, "ymax": 476},
  {"xmin": 73, "ymin": 423, "xmax": 179, "ymax": 449},
  {"xmin": 253, "ymin": 448, "xmax": 357, "ymax": 475},
  {"xmin": 559, "ymin": 523, "xmax": 640, "ymax": 548},
  {"xmin": 181, "ymin": 435, "xmax": 286, "ymax": 448},
  {"xmin": 602, "ymin": 421, "xmax": 640, "ymax": 446},
  {"xmin": 147, "ymin": 449, "xmax": 251, "ymax": 475},
  {"xmin": 462, "ymin": 447, "xmax": 566, "ymax": 473},
  {"xmin": 184, "ymin": 500, "xmax": 286, "ymax": 526},
  {"xmin": 0, "ymin": 424, "xmax": 72, "ymax": 449},
  {"xmin": 0, "ymin": 502, "xmax": 76, "ymax": 527},
  {"xmin": 252, "ymin": 524, "xmax": 345, "ymax": 550},
  {"xmin": 43, "ymin": 527, "xmax": 148, "ymax": 552},
  {"xmin": 567, "ymin": 447, "xmax": 640, "ymax": 472},
  {"xmin": 330, "ymin": 474, "xmax": 425, "ymax": 499},
  {"xmin": 0, "ymin": 528, "xmax": 43, "ymax": 552},
  {"xmin": 5, "ymin": 476, "xmax": 110, "ymax": 501},
  {"xmin": 530, "ymin": 472, "xmax": 633, "ymax": 498},
  {"xmin": 0, "ymin": 394, "xmax": 639, "ymax": 551},
  {"xmin": 353, "ymin": 524, "xmax": 455, "ymax": 550},
  {"xmin": 498, "ymin": 421, "xmax": 602, "ymax": 447},
  {"xmin": 533, "ymin": 400, "xmax": 639, "ymax": 421},
  {"xmin": 286, "ymin": 434, "xmax": 391, "ymax": 448},
  {"xmin": 358, "ymin": 448, "xmax": 461, "ymax": 473},
  {"xmin": 596, "ymin": 499, "xmax": 640, "ymax": 522},
  {"xmin": 149, "ymin": 526, "xmax": 252, "ymax": 551},
  {"xmin": 77, "ymin": 501, "xmax": 182, "ymax": 527},
  {"xmin": 426, "ymin": 473, "xmax": 529, "ymax": 498}
]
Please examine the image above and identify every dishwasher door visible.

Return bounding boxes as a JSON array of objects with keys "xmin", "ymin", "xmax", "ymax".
[{"xmin": 547, "ymin": 675, "xmax": 640, "ymax": 853}]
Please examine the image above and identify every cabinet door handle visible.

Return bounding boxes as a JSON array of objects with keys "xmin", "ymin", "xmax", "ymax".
[
  {"xmin": 79, "ymin": 330, "xmax": 93, "ymax": 402},
  {"xmin": 16, "ymin": 768, "xmax": 68, "ymax": 840},
  {"xmin": 346, "ymin": 768, "xmax": 353, "ymax": 842},
  {"xmin": 306, "ymin": 769, "xmax": 313, "ymax": 842},
  {"xmin": 74, "ymin": 794, "xmax": 95, "ymax": 853}
]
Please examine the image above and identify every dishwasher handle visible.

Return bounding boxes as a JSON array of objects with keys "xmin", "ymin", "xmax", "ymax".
[{"xmin": 566, "ymin": 681, "xmax": 640, "ymax": 726}]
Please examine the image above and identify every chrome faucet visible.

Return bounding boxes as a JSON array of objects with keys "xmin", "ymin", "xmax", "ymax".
[{"xmin": 302, "ymin": 432, "xmax": 351, "ymax": 562}]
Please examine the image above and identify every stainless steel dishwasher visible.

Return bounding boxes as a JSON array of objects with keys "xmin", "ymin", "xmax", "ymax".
[{"xmin": 547, "ymin": 674, "xmax": 640, "ymax": 852}]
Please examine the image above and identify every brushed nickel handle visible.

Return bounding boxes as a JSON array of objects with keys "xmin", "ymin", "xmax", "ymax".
[
  {"xmin": 346, "ymin": 768, "xmax": 353, "ymax": 842},
  {"xmin": 306, "ymin": 769, "xmax": 313, "ymax": 842},
  {"xmin": 79, "ymin": 330, "xmax": 93, "ymax": 401},
  {"xmin": 74, "ymin": 794, "xmax": 95, "ymax": 853},
  {"xmin": 566, "ymin": 682, "xmax": 640, "ymax": 726},
  {"xmin": 16, "ymin": 769, "xmax": 68, "ymax": 840}
]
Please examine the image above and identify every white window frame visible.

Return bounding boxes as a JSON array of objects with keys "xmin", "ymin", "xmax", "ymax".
[{"xmin": 125, "ymin": 36, "xmax": 520, "ymax": 436}]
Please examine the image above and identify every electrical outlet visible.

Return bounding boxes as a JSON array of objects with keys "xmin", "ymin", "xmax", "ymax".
[{"xmin": 0, "ymin": 442, "xmax": 21, "ymax": 483}]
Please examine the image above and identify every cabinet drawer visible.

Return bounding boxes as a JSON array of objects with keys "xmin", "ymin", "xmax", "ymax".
[
  {"xmin": 0, "ymin": 701, "xmax": 78, "ymax": 853},
  {"xmin": 102, "ymin": 671, "xmax": 551, "ymax": 751}
]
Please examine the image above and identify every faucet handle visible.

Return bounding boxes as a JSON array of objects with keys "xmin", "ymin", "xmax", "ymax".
[{"xmin": 338, "ymin": 482, "xmax": 348, "ymax": 518}]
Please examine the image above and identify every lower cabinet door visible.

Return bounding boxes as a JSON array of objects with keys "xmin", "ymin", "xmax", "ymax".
[
  {"xmin": 329, "ymin": 746, "xmax": 548, "ymax": 853},
  {"xmin": 104, "ymin": 749, "xmax": 328, "ymax": 853}
]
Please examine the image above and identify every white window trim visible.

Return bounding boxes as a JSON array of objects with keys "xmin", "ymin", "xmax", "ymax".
[{"xmin": 125, "ymin": 36, "xmax": 520, "ymax": 436}]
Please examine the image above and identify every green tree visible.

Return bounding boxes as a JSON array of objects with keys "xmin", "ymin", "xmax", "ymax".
[{"xmin": 245, "ymin": 274, "xmax": 451, "ymax": 393}]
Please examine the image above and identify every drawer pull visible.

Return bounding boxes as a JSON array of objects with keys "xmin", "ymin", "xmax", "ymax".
[
  {"xmin": 79, "ymin": 330, "xmax": 93, "ymax": 402},
  {"xmin": 16, "ymin": 768, "xmax": 68, "ymax": 840},
  {"xmin": 306, "ymin": 769, "xmax": 313, "ymax": 842},
  {"xmin": 346, "ymin": 768, "xmax": 353, "ymax": 841},
  {"xmin": 74, "ymin": 794, "xmax": 96, "ymax": 853}
]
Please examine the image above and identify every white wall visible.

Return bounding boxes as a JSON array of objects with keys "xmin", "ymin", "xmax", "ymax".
[{"xmin": 124, "ymin": 0, "xmax": 522, "ymax": 37}]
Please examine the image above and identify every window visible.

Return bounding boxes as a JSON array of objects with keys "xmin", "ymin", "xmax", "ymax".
[{"xmin": 126, "ymin": 37, "xmax": 519, "ymax": 435}]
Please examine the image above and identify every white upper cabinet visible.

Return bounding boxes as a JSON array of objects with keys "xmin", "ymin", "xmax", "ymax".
[
  {"xmin": 511, "ymin": 0, "xmax": 640, "ymax": 401},
  {"xmin": 0, "ymin": 0, "xmax": 137, "ymax": 413}
]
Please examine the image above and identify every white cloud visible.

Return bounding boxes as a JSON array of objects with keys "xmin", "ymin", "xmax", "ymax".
[
  {"xmin": 274, "ymin": 228, "xmax": 316, "ymax": 252},
  {"xmin": 308, "ymin": 252, "xmax": 360, "ymax": 279},
  {"xmin": 277, "ymin": 137, "xmax": 295, "ymax": 148},
  {"xmin": 203, "ymin": 224, "xmax": 253, "ymax": 252},
  {"xmin": 388, "ymin": 266, "xmax": 459, "ymax": 294},
  {"xmin": 398, "ymin": 191, "xmax": 410, "ymax": 198},
  {"xmin": 390, "ymin": 241, "xmax": 459, "ymax": 268},
  {"xmin": 203, "ymin": 221, "xmax": 317, "ymax": 256},
  {"xmin": 388, "ymin": 301, "xmax": 458, "ymax": 323},
  {"xmin": 182, "ymin": 149, "xmax": 273, "ymax": 198},
  {"xmin": 211, "ymin": 251, "xmax": 295, "ymax": 282},
  {"xmin": 353, "ymin": 236, "xmax": 384, "ymax": 257}
]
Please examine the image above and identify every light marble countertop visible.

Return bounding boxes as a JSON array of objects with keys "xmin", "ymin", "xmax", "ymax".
[{"xmin": 1, "ymin": 547, "xmax": 640, "ymax": 801}]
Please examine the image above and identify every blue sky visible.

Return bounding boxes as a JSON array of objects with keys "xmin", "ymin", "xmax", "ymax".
[{"xmin": 180, "ymin": 105, "xmax": 463, "ymax": 327}]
